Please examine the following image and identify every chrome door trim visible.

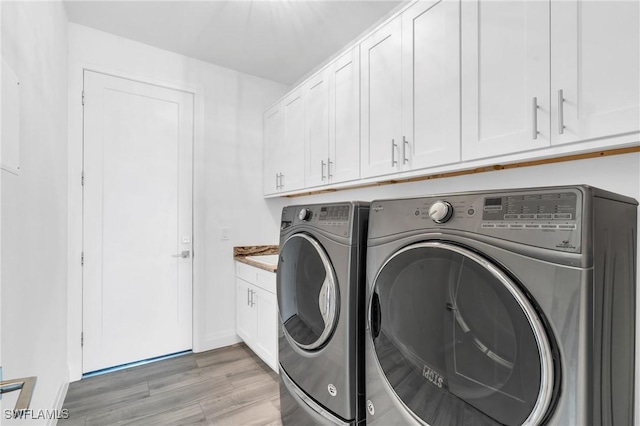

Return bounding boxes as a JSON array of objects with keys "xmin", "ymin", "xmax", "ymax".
[
  {"xmin": 0, "ymin": 376, "xmax": 36, "ymax": 411},
  {"xmin": 368, "ymin": 241, "xmax": 554, "ymax": 426},
  {"xmin": 279, "ymin": 233, "xmax": 339, "ymax": 351}
]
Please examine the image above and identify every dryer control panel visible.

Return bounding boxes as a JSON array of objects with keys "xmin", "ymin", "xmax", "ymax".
[
  {"xmin": 281, "ymin": 203, "xmax": 353, "ymax": 238},
  {"xmin": 370, "ymin": 187, "xmax": 583, "ymax": 253}
]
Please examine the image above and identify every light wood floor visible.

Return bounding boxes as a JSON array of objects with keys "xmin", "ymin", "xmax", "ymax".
[{"xmin": 59, "ymin": 343, "xmax": 282, "ymax": 426}]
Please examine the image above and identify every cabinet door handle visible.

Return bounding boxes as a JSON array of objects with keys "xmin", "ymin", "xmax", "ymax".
[
  {"xmin": 391, "ymin": 139, "xmax": 398, "ymax": 167},
  {"xmin": 558, "ymin": 90, "xmax": 565, "ymax": 135},
  {"xmin": 403, "ymin": 136, "xmax": 409, "ymax": 164},
  {"xmin": 532, "ymin": 97, "xmax": 539, "ymax": 140},
  {"xmin": 247, "ymin": 288, "xmax": 251, "ymax": 306},
  {"xmin": 275, "ymin": 173, "xmax": 280, "ymax": 190},
  {"xmin": 321, "ymin": 160, "xmax": 326, "ymax": 180},
  {"xmin": 280, "ymin": 173, "xmax": 284, "ymax": 189},
  {"xmin": 328, "ymin": 158, "xmax": 333, "ymax": 179},
  {"xmin": 250, "ymin": 289, "xmax": 255, "ymax": 307}
]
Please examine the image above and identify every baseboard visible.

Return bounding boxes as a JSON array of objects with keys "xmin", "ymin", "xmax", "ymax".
[
  {"xmin": 194, "ymin": 330, "xmax": 241, "ymax": 353},
  {"xmin": 47, "ymin": 380, "xmax": 69, "ymax": 426}
]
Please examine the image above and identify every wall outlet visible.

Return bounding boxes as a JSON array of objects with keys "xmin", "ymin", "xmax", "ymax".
[{"xmin": 221, "ymin": 228, "xmax": 229, "ymax": 241}]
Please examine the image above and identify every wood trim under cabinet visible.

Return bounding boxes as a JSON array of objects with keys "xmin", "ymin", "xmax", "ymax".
[{"xmin": 285, "ymin": 145, "xmax": 640, "ymax": 198}]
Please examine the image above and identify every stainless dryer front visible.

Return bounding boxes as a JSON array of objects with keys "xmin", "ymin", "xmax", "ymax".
[
  {"xmin": 278, "ymin": 202, "xmax": 369, "ymax": 425},
  {"xmin": 365, "ymin": 186, "xmax": 636, "ymax": 426}
]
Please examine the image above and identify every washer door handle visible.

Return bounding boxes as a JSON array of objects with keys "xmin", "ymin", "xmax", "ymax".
[{"xmin": 371, "ymin": 292, "xmax": 381, "ymax": 339}]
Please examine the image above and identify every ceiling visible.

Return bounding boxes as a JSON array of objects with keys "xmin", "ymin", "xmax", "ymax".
[{"xmin": 64, "ymin": 0, "xmax": 405, "ymax": 86}]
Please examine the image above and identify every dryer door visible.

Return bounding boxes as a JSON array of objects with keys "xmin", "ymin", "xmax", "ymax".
[
  {"xmin": 369, "ymin": 241, "xmax": 554, "ymax": 426},
  {"xmin": 278, "ymin": 233, "xmax": 339, "ymax": 351}
]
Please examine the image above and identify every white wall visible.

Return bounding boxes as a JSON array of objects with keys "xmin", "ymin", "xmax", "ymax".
[
  {"xmin": 66, "ymin": 23, "xmax": 288, "ymax": 380},
  {"xmin": 1, "ymin": 0, "xmax": 69, "ymax": 421}
]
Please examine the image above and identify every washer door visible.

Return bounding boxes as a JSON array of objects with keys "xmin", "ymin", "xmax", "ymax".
[
  {"xmin": 278, "ymin": 233, "xmax": 339, "ymax": 351},
  {"xmin": 370, "ymin": 242, "xmax": 554, "ymax": 426}
]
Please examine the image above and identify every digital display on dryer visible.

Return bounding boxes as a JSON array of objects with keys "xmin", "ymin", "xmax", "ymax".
[{"xmin": 319, "ymin": 205, "xmax": 350, "ymax": 222}]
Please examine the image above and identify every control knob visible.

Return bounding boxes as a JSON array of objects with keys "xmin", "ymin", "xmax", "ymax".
[
  {"xmin": 428, "ymin": 200, "xmax": 453, "ymax": 224},
  {"xmin": 298, "ymin": 208, "xmax": 312, "ymax": 221}
]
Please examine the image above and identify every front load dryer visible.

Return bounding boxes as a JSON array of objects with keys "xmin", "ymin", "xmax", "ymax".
[
  {"xmin": 278, "ymin": 202, "xmax": 369, "ymax": 425},
  {"xmin": 365, "ymin": 185, "xmax": 636, "ymax": 426}
]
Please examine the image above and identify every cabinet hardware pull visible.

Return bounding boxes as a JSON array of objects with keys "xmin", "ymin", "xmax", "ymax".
[
  {"xmin": 532, "ymin": 97, "xmax": 539, "ymax": 140},
  {"xmin": 247, "ymin": 288, "xmax": 251, "ymax": 306},
  {"xmin": 250, "ymin": 289, "xmax": 255, "ymax": 307},
  {"xmin": 558, "ymin": 90, "xmax": 565, "ymax": 135},
  {"xmin": 391, "ymin": 139, "xmax": 398, "ymax": 167},
  {"xmin": 280, "ymin": 173, "xmax": 284, "ymax": 189},
  {"xmin": 321, "ymin": 160, "xmax": 326, "ymax": 180},
  {"xmin": 275, "ymin": 173, "xmax": 280, "ymax": 190},
  {"xmin": 328, "ymin": 158, "xmax": 333, "ymax": 179},
  {"xmin": 403, "ymin": 136, "xmax": 409, "ymax": 164}
]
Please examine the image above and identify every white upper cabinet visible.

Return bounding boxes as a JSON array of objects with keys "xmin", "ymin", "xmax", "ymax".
[
  {"xmin": 305, "ymin": 69, "xmax": 331, "ymax": 188},
  {"xmin": 263, "ymin": 89, "xmax": 305, "ymax": 195},
  {"xmin": 305, "ymin": 47, "xmax": 361, "ymax": 188},
  {"xmin": 329, "ymin": 47, "xmax": 361, "ymax": 184},
  {"xmin": 263, "ymin": 104, "xmax": 283, "ymax": 195},
  {"xmin": 361, "ymin": 16, "xmax": 403, "ymax": 178},
  {"xmin": 402, "ymin": 0, "xmax": 460, "ymax": 169},
  {"xmin": 462, "ymin": 0, "xmax": 551, "ymax": 160},
  {"xmin": 361, "ymin": 0, "xmax": 460, "ymax": 178},
  {"xmin": 551, "ymin": 0, "xmax": 640, "ymax": 145},
  {"xmin": 281, "ymin": 88, "xmax": 306, "ymax": 192}
]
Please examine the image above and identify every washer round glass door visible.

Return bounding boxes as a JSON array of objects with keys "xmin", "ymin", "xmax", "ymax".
[
  {"xmin": 369, "ymin": 242, "xmax": 554, "ymax": 426},
  {"xmin": 278, "ymin": 233, "xmax": 339, "ymax": 351}
]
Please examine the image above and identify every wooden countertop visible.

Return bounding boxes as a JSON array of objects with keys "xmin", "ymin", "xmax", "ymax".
[{"xmin": 233, "ymin": 245, "xmax": 279, "ymax": 273}]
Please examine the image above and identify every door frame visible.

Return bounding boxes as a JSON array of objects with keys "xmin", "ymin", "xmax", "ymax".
[{"xmin": 67, "ymin": 64, "xmax": 205, "ymax": 381}]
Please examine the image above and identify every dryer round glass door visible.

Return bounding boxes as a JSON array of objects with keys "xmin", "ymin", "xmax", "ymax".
[
  {"xmin": 277, "ymin": 233, "xmax": 339, "ymax": 351},
  {"xmin": 369, "ymin": 242, "xmax": 554, "ymax": 426}
]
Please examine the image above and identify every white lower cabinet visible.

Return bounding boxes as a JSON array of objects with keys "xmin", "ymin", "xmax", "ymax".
[{"xmin": 235, "ymin": 262, "xmax": 278, "ymax": 373}]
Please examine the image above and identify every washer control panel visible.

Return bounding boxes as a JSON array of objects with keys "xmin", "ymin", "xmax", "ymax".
[
  {"xmin": 481, "ymin": 192, "xmax": 577, "ymax": 228},
  {"xmin": 370, "ymin": 188, "xmax": 583, "ymax": 253}
]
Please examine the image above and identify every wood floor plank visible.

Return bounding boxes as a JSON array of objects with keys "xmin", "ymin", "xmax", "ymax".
[
  {"xmin": 85, "ymin": 376, "xmax": 234, "ymax": 425},
  {"xmin": 147, "ymin": 367, "xmax": 210, "ymax": 396},
  {"xmin": 60, "ymin": 343, "xmax": 281, "ymax": 425},
  {"xmin": 206, "ymin": 399, "xmax": 281, "ymax": 426},
  {"xmin": 199, "ymin": 375, "xmax": 277, "ymax": 420},
  {"xmin": 63, "ymin": 382, "xmax": 150, "ymax": 418},
  {"xmin": 122, "ymin": 402, "xmax": 206, "ymax": 426},
  {"xmin": 195, "ymin": 344, "xmax": 257, "ymax": 368}
]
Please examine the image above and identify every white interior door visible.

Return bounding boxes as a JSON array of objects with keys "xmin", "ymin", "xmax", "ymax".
[{"xmin": 82, "ymin": 71, "xmax": 193, "ymax": 373}]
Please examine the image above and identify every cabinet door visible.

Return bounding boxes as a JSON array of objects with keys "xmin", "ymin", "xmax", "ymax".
[
  {"xmin": 361, "ymin": 16, "xmax": 403, "ymax": 178},
  {"xmin": 305, "ymin": 69, "xmax": 331, "ymax": 188},
  {"xmin": 236, "ymin": 279, "xmax": 256, "ymax": 343},
  {"xmin": 329, "ymin": 47, "xmax": 361, "ymax": 184},
  {"xmin": 461, "ymin": 0, "xmax": 550, "ymax": 160},
  {"xmin": 255, "ymin": 287, "xmax": 278, "ymax": 372},
  {"xmin": 551, "ymin": 0, "xmax": 640, "ymax": 145},
  {"xmin": 402, "ymin": 0, "xmax": 460, "ymax": 170},
  {"xmin": 263, "ymin": 104, "xmax": 283, "ymax": 195},
  {"xmin": 281, "ymin": 88, "xmax": 306, "ymax": 191}
]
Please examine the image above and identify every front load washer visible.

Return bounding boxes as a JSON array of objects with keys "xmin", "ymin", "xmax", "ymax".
[
  {"xmin": 278, "ymin": 202, "xmax": 369, "ymax": 425},
  {"xmin": 365, "ymin": 186, "xmax": 636, "ymax": 426}
]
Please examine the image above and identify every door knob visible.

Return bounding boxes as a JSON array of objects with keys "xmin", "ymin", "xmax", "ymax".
[{"xmin": 172, "ymin": 251, "xmax": 190, "ymax": 258}]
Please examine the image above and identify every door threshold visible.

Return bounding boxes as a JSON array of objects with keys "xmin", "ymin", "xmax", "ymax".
[{"xmin": 82, "ymin": 350, "xmax": 192, "ymax": 379}]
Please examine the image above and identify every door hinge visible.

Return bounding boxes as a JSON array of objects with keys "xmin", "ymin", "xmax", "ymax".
[
  {"xmin": 82, "ymin": 90, "xmax": 85, "ymax": 106},
  {"xmin": 81, "ymin": 171, "xmax": 84, "ymax": 186},
  {"xmin": 81, "ymin": 332, "xmax": 84, "ymax": 347},
  {"xmin": 81, "ymin": 252, "xmax": 84, "ymax": 266}
]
